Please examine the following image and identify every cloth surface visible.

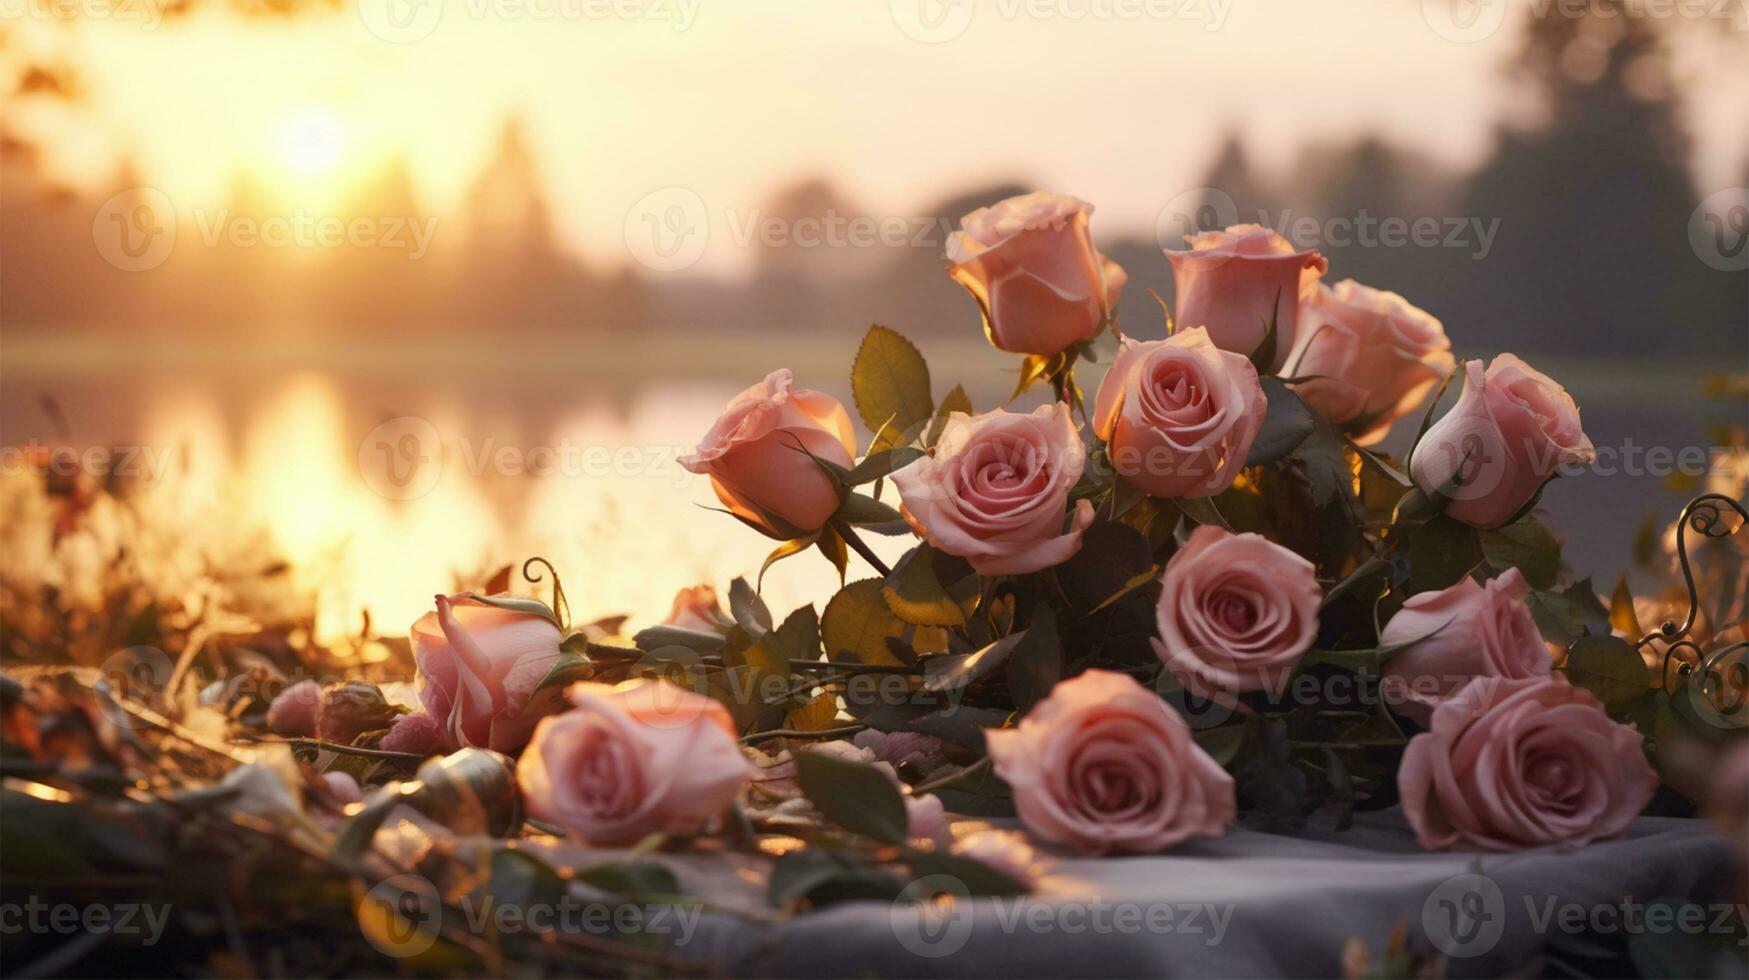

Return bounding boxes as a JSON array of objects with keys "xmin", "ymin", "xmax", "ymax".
[{"xmin": 514, "ymin": 810, "xmax": 1738, "ymax": 978}]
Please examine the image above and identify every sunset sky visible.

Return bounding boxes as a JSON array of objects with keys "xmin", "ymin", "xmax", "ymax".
[{"xmin": 12, "ymin": 0, "xmax": 1749, "ymax": 278}]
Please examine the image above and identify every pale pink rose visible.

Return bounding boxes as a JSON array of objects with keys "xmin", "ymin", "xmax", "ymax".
[
  {"xmin": 1092, "ymin": 327, "xmax": 1268, "ymax": 499},
  {"xmin": 906, "ymin": 794, "xmax": 953, "ymax": 850},
  {"xmin": 852, "ymin": 729, "xmax": 946, "ymax": 774},
  {"xmin": 679, "ymin": 369, "xmax": 857, "ymax": 539},
  {"xmin": 1165, "ymin": 223, "xmax": 1327, "ymax": 373},
  {"xmin": 986, "ymin": 669, "xmax": 1234, "ymax": 855},
  {"xmin": 662, "ymin": 585, "xmax": 728, "ymax": 633},
  {"xmin": 889, "ymin": 404, "xmax": 1095, "ymax": 575},
  {"xmin": 265, "ymin": 679, "xmax": 321, "ymax": 736},
  {"xmin": 1152, "ymin": 527, "xmax": 1322, "ymax": 697},
  {"xmin": 1380, "ymin": 568, "xmax": 1552, "ymax": 725},
  {"xmin": 1409, "ymin": 356, "xmax": 1595, "ymax": 529},
  {"xmin": 322, "ymin": 771, "xmax": 363, "ymax": 806},
  {"xmin": 411, "ymin": 594, "xmax": 565, "ymax": 754},
  {"xmin": 517, "ymin": 679, "xmax": 754, "ymax": 845},
  {"xmin": 1400, "ymin": 676, "xmax": 1656, "ymax": 851},
  {"xmin": 946, "ymin": 191, "xmax": 1126, "ymax": 355},
  {"xmin": 377, "ymin": 710, "xmax": 445, "ymax": 757},
  {"xmin": 1289, "ymin": 280, "xmax": 1455, "ymax": 445}
]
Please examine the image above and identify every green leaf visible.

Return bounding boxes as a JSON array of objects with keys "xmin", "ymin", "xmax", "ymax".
[
  {"xmin": 1404, "ymin": 515, "xmax": 1482, "ymax": 593},
  {"xmin": 906, "ymin": 851, "xmax": 1029, "ymax": 896},
  {"xmin": 1052, "ymin": 521, "xmax": 1154, "ymax": 611},
  {"xmin": 1247, "ymin": 378, "xmax": 1315, "ymax": 467},
  {"xmin": 795, "ymin": 749, "xmax": 910, "ymax": 845},
  {"xmin": 817, "ymin": 524, "xmax": 849, "ymax": 581},
  {"xmin": 1529, "ymin": 579, "xmax": 1612, "ymax": 645},
  {"xmin": 852, "ymin": 325, "xmax": 934, "ymax": 453},
  {"xmin": 845, "ymin": 446, "xmax": 925, "ymax": 485},
  {"xmin": 728, "ymin": 577, "xmax": 771, "ymax": 634},
  {"xmin": 923, "ymin": 631, "xmax": 1028, "ymax": 694},
  {"xmin": 1247, "ymin": 292, "xmax": 1280, "ymax": 375},
  {"xmin": 1480, "ymin": 518, "xmax": 1563, "ymax": 590},
  {"xmin": 536, "ymin": 633, "xmax": 598, "ymax": 692},
  {"xmin": 822, "ymin": 579, "xmax": 910, "ymax": 665},
  {"xmin": 745, "ymin": 605, "xmax": 821, "ymax": 677},
  {"xmin": 1173, "ymin": 494, "xmax": 1232, "ymax": 530},
  {"xmin": 769, "ymin": 849, "xmax": 903, "ymax": 908},
  {"xmin": 1005, "ymin": 607, "xmax": 1061, "ymax": 711},
  {"xmin": 487, "ymin": 849, "xmax": 567, "ymax": 909},
  {"xmin": 926, "ymin": 385, "xmax": 972, "ymax": 448},
  {"xmin": 835, "ymin": 492, "xmax": 904, "ymax": 527},
  {"xmin": 454, "ymin": 592, "xmax": 560, "ymax": 629},
  {"xmin": 882, "ymin": 544, "xmax": 970, "ymax": 627},
  {"xmin": 1561, "ymin": 634, "xmax": 1652, "ymax": 709},
  {"xmin": 631, "ymin": 625, "xmax": 727, "ymax": 653},
  {"xmin": 576, "ymin": 860, "xmax": 681, "ymax": 896},
  {"xmin": 1193, "ymin": 721, "xmax": 1251, "ymax": 767},
  {"xmin": 1303, "ymin": 628, "xmax": 1442, "ymax": 672}
]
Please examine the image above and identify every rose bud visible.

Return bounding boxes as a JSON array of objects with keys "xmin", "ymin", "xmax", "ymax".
[
  {"xmin": 986, "ymin": 669, "xmax": 1234, "ymax": 855},
  {"xmin": 322, "ymin": 771, "xmax": 363, "ymax": 806},
  {"xmin": 377, "ymin": 709, "xmax": 446, "ymax": 757},
  {"xmin": 317, "ymin": 682, "xmax": 400, "ymax": 745},
  {"xmin": 1165, "ymin": 223, "xmax": 1326, "ymax": 373},
  {"xmin": 946, "ymin": 191, "xmax": 1126, "ymax": 356},
  {"xmin": 889, "ymin": 404, "xmax": 1095, "ymax": 575},
  {"xmin": 1399, "ymin": 676, "xmax": 1656, "ymax": 851},
  {"xmin": 516, "ymin": 679, "xmax": 753, "ymax": 845},
  {"xmin": 679, "ymin": 369, "xmax": 857, "ymax": 539},
  {"xmin": 1288, "ymin": 280, "xmax": 1455, "ymax": 445},
  {"xmin": 1379, "ymin": 568, "xmax": 1552, "ymax": 726},
  {"xmin": 1092, "ymin": 327, "xmax": 1267, "ymax": 499},
  {"xmin": 265, "ymin": 678, "xmax": 322, "ymax": 736},
  {"xmin": 1409, "ymin": 355, "xmax": 1595, "ymax": 529},
  {"xmin": 661, "ymin": 585, "xmax": 729, "ymax": 633},
  {"xmin": 411, "ymin": 593, "xmax": 565, "ymax": 754},
  {"xmin": 1152, "ymin": 527, "xmax": 1322, "ymax": 697}
]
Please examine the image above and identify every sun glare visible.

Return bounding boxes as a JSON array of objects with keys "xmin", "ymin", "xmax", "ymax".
[{"xmin": 279, "ymin": 110, "xmax": 345, "ymax": 177}]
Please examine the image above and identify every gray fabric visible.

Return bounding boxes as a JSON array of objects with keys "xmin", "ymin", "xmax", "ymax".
[{"xmin": 614, "ymin": 811, "xmax": 1737, "ymax": 979}]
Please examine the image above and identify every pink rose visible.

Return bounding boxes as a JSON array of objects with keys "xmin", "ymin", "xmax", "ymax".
[
  {"xmin": 679, "ymin": 369, "xmax": 857, "ymax": 539},
  {"xmin": 516, "ymin": 679, "xmax": 753, "ymax": 845},
  {"xmin": 662, "ymin": 585, "xmax": 728, "ymax": 633},
  {"xmin": 888, "ymin": 404, "xmax": 1095, "ymax": 575},
  {"xmin": 1289, "ymin": 280, "xmax": 1455, "ymax": 445},
  {"xmin": 1400, "ymin": 676, "xmax": 1656, "ymax": 851},
  {"xmin": 378, "ymin": 710, "xmax": 445, "ymax": 757},
  {"xmin": 1092, "ymin": 326, "xmax": 1268, "ymax": 499},
  {"xmin": 1165, "ymin": 223, "xmax": 1326, "ymax": 374},
  {"xmin": 1152, "ymin": 526, "xmax": 1322, "ymax": 697},
  {"xmin": 906, "ymin": 794, "xmax": 953, "ymax": 850},
  {"xmin": 265, "ymin": 679, "xmax": 321, "ymax": 736},
  {"xmin": 985, "ymin": 669, "xmax": 1234, "ymax": 855},
  {"xmin": 946, "ymin": 192, "xmax": 1127, "ymax": 356},
  {"xmin": 1380, "ymin": 568, "xmax": 1552, "ymax": 725},
  {"xmin": 1707, "ymin": 742, "xmax": 1749, "ymax": 884},
  {"xmin": 1409, "ymin": 355, "xmax": 1595, "ymax": 529},
  {"xmin": 411, "ymin": 594, "xmax": 565, "ymax": 754}
]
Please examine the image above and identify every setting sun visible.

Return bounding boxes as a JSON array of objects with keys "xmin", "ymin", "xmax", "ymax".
[{"xmin": 279, "ymin": 109, "xmax": 345, "ymax": 178}]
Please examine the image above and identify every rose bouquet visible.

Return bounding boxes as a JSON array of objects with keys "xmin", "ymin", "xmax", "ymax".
[{"xmin": 263, "ymin": 191, "xmax": 1742, "ymax": 905}]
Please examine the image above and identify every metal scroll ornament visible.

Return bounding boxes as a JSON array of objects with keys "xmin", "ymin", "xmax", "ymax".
[{"xmin": 1639, "ymin": 493, "xmax": 1749, "ymax": 729}]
